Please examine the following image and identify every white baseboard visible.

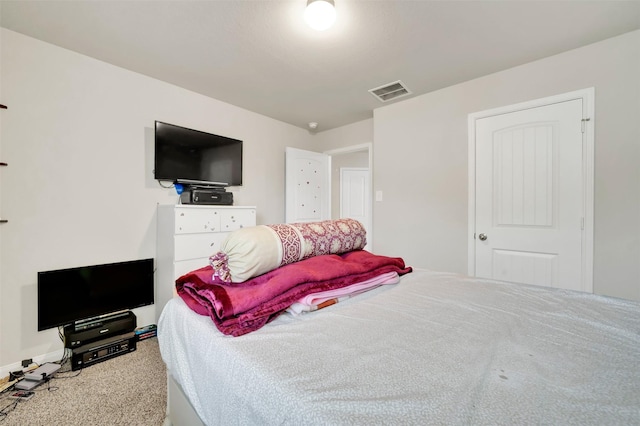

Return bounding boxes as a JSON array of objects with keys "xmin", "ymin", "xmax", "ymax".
[{"xmin": 0, "ymin": 349, "xmax": 65, "ymax": 379}]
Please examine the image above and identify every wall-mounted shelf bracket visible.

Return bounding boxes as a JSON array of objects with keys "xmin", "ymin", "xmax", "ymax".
[{"xmin": 0, "ymin": 105, "xmax": 7, "ymax": 109}]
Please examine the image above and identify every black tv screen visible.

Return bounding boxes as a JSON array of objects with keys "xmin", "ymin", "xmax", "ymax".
[
  {"xmin": 37, "ymin": 258, "xmax": 154, "ymax": 331},
  {"xmin": 154, "ymin": 121, "xmax": 243, "ymax": 186}
]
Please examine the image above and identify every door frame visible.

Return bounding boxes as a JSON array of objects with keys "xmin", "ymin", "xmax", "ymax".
[
  {"xmin": 467, "ymin": 88, "xmax": 594, "ymax": 291},
  {"xmin": 325, "ymin": 143, "xmax": 373, "ymax": 250}
]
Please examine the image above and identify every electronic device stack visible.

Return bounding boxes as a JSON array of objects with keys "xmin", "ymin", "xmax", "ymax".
[
  {"xmin": 37, "ymin": 258, "xmax": 154, "ymax": 371},
  {"xmin": 179, "ymin": 186, "xmax": 233, "ymax": 205},
  {"xmin": 64, "ymin": 311, "xmax": 138, "ymax": 371}
]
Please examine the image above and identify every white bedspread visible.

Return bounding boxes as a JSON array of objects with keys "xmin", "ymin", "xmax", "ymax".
[{"xmin": 158, "ymin": 269, "xmax": 640, "ymax": 425}]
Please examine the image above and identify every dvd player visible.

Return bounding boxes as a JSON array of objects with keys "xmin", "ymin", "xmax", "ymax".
[{"xmin": 71, "ymin": 332, "xmax": 137, "ymax": 371}]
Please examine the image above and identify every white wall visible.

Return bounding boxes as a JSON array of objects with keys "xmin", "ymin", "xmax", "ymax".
[
  {"xmin": 0, "ymin": 29, "xmax": 314, "ymax": 369},
  {"xmin": 313, "ymin": 118, "xmax": 373, "ymax": 151},
  {"xmin": 374, "ymin": 30, "xmax": 640, "ymax": 301}
]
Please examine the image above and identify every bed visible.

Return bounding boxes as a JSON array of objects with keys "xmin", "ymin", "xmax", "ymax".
[{"xmin": 158, "ymin": 264, "xmax": 640, "ymax": 425}]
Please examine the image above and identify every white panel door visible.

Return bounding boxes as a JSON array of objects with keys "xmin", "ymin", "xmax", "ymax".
[
  {"xmin": 340, "ymin": 168, "xmax": 371, "ymax": 250},
  {"xmin": 475, "ymin": 99, "xmax": 585, "ymax": 291},
  {"xmin": 285, "ymin": 147, "xmax": 331, "ymax": 223}
]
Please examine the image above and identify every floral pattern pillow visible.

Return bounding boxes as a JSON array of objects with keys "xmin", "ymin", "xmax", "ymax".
[{"xmin": 210, "ymin": 219, "xmax": 367, "ymax": 283}]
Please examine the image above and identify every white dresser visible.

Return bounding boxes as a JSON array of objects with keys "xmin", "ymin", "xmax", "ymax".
[{"xmin": 156, "ymin": 204, "xmax": 256, "ymax": 320}]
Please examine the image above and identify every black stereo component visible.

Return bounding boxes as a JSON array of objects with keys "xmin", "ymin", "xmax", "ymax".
[
  {"xmin": 180, "ymin": 189, "xmax": 233, "ymax": 205},
  {"xmin": 64, "ymin": 311, "xmax": 137, "ymax": 348},
  {"xmin": 71, "ymin": 332, "xmax": 137, "ymax": 371}
]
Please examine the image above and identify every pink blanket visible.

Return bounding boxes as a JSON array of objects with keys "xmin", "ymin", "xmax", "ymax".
[
  {"xmin": 176, "ymin": 250, "xmax": 412, "ymax": 336},
  {"xmin": 287, "ymin": 271, "xmax": 401, "ymax": 315}
]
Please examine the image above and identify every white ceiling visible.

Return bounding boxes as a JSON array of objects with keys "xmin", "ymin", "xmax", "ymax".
[{"xmin": 1, "ymin": 0, "xmax": 639, "ymax": 131}]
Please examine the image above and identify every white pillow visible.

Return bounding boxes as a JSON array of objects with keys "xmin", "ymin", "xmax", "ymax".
[{"xmin": 210, "ymin": 218, "xmax": 367, "ymax": 283}]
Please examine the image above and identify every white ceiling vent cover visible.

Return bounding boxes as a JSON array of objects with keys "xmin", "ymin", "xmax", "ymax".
[{"xmin": 368, "ymin": 80, "xmax": 412, "ymax": 102}]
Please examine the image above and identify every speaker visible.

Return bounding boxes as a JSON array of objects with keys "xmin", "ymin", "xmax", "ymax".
[
  {"xmin": 180, "ymin": 189, "xmax": 233, "ymax": 205},
  {"xmin": 64, "ymin": 311, "xmax": 137, "ymax": 348}
]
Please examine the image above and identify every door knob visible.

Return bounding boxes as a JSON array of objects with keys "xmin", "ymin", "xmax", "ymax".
[{"xmin": 478, "ymin": 233, "xmax": 487, "ymax": 241}]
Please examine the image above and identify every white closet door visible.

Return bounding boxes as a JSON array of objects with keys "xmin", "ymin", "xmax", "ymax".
[{"xmin": 474, "ymin": 99, "xmax": 585, "ymax": 291}]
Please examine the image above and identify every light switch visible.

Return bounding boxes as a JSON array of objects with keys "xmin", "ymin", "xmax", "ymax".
[{"xmin": 375, "ymin": 190, "xmax": 383, "ymax": 202}]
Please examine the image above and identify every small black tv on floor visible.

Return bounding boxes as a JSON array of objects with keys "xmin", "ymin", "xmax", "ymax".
[{"xmin": 37, "ymin": 258, "xmax": 154, "ymax": 331}]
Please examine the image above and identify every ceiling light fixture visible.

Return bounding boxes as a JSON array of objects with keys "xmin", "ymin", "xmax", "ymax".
[{"xmin": 304, "ymin": 0, "xmax": 336, "ymax": 31}]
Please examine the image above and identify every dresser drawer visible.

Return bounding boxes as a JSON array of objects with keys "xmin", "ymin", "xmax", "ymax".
[
  {"xmin": 220, "ymin": 208, "xmax": 256, "ymax": 232},
  {"xmin": 174, "ymin": 207, "xmax": 222, "ymax": 234},
  {"xmin": 174, "ymin": 233, "xmax": 228, "ymax": 261},
  {"xmin": 174, "ymin": 258, "xmax": 211, "ymax": 281}
]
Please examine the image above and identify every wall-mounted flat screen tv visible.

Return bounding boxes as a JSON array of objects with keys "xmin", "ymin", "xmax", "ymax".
[
  {"xmin": 37, "ymin": 258, "xmax": 154, "ymax": 331},
  {"xmin": 154, "ymin": 121, "xmax": 243, "ymax": 187}
]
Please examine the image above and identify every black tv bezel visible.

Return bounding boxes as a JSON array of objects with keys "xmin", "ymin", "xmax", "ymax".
[
  {"xmin": 37, "ymin": 258, "xmax": 155, "ymax": 331},
  {"xmin": 153, "ymin": 120, "xmax": 243, "ymax": 187}
]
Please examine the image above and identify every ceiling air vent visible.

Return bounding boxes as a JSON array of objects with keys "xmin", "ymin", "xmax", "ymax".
[{"xmin": 368, "ymin": 80, "xmax": 412, "ymax": 102}]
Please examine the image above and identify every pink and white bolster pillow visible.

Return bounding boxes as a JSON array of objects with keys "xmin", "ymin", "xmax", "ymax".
[{"xmin": 209, "ymin": 218, "xmax": 367, "ymax": 283}]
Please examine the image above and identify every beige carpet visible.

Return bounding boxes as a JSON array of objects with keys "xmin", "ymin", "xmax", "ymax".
[{"xmin": 0, "ymin": 338, "xmax": 166, "ymax": 426}]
